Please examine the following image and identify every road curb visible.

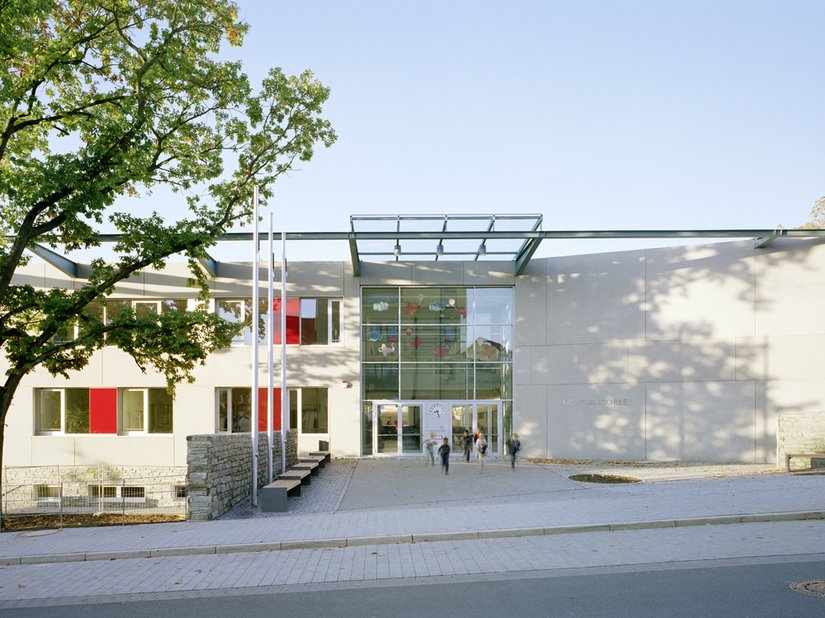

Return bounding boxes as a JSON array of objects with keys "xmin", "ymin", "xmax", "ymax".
[{"xmin": 2, "ymin": 510, "xmax": 823, "ymax": 566}]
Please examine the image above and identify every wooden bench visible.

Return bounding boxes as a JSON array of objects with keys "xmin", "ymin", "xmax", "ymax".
[
  {"xmin": 300, "ymin": 454, "xmax": 327, "ymax": 469},
  {"xmin": 291, "ymin": 461, "xmax": 320, "ymax": 477},
  {"xmin": 278, "ymin": 468, "xmax": 312, "ymax": 486},
  {"xmin": 261, "ymin": 478, "xmax": 302, "ymax": 512},
  {"xmin": 310, "ymin": 450, "xmax": 331, "ymax": 464},
  {"xmin": 785, "ymin": 452, "xmax": 825, "ymax": 472}
]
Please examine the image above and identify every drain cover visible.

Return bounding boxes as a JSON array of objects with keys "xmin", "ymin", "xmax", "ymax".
[
  {"xmin": 568, "ymin": 473, "xmax": 641, "ymax": 484},
  {"xmin": 790, "ymin": 580, "xmax": 825, "ymax": 598}
]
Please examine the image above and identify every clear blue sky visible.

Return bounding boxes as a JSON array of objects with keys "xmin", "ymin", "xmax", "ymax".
[{"xmin": 193, "ymin": 1, "xmax": 825, "ymax": 261}]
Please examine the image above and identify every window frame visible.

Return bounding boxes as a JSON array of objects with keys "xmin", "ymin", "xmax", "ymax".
[
  {"xmin": 119, "ymin": 387, "xmax": 174, "ymax": 435},
  {"xmin": 88, "ymin": 485, "xmax": 146, "ymax": 504},
  {"xmin": 216, "ymin": 296, "xmax": 343, "ymax": 347},
  {"xmin": 215, "ymin": 387, "xmax": 253, "ymax": 433},
  {"xmin": 299, "ymin": 298, "xmax": 343, "ymax": 345},
  {"xmin": 35, "ymin": 388, "xmax": 93, "ymax": 435},
  {"xmin": 287, "ymin": 387, "xmax": 329, "ymax": 435},
  {"xmin": 36, "ymin": 388, "xmax": 65, "ymax": 435}
]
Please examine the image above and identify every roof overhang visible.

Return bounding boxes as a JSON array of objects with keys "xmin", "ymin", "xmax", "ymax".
[{"xmin": 21, "ymin": 218, "xmax": 825, "ymax": 279}]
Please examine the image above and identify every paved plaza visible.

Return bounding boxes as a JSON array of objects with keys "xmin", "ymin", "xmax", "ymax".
[{"xmin": 1, "ymin": 457, "xmax": 825, "ymax": 607}]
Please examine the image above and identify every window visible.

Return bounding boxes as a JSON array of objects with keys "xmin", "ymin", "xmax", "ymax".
[
  {"xmin": 133, "ymin": 300, "xmax": 160, "ymax": 318},
  {"xmin": 216, "ymin": 387, "xmax": 252, "ymax": 432},
  {"xmin": 121, "ymin": 388, "xmax": 173, "ymax": 434},
  {"xmin": 216, "ymin": 298, "xmax": 270, "ymax": 345},
  {"xmin": 36, "ymin": 388, "xmax": 92, "ymax": 434},
  {"xmin": 361, "ymin": 287, "xmax": 514, "ymax": 445},
  {"xmin": 34, "ymin": 485, "xmax": 60, "ymax": 504},
  {"xmin": 300, "ymin": 388, "xmax": 328, "ymax": 433},
  {"xmin": 174, "ymin": 485, "xmax": 187, "ymax": 500},
  {"xmin": 300, "ymin": 299, "xmax": 342, "ymax": 345},
  {"xmin": 288, "ymin": 388, "xmax": 329, "ymax": 434},
  {"xmin": 89, "ymin": 485, "xmax": 146, "ymax": 503},
  {"xmin": 98, "ymin": 299, "xmax": 188, "ymax": 344},
  {"xmin": 35, "ymin": 387, "xmax": 117, "ymax": 434},
  {"xmin": 217, "ymin": 297, "xmax": 342, "ymax": 346},
  {"xmin": 37, "ymin": 389, "xmax": 62, "ymax": 433}
]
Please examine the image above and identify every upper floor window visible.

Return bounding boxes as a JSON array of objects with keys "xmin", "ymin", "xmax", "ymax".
[
  {"xmin": 300, "ymin": 299, "xmax": 341, "ymax": 345},
  {"xmin": 49, "ymin": 299, "xmax": 191, "ymax": 345},
  {"xmin": 216, "ymin": 297, "xmax": 342, "ymax": 346}
]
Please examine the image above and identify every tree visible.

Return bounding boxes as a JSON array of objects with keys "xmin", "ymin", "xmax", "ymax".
[
  {"xmin": 800, "ymin": 196, "xmax": 825, "ymax": 229},
  {"xmin": 0, "ymin": 0, "xmax": 336, "ymax": 488}
]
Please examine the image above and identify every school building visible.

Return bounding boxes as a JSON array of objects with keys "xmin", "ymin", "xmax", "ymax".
[{"xmin": 3, "ymin": 215, "xmax": 825, "ymax": 480}]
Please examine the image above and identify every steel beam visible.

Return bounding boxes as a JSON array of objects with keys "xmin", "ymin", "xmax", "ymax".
[{"xmin": 28, "ymin": 243, "xmax": 78, "ymax": 278}]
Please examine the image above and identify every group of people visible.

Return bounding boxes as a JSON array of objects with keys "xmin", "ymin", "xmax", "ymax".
[{"xmin": 424, "ymin": 431, "xmax": 521, "ymax": 474}]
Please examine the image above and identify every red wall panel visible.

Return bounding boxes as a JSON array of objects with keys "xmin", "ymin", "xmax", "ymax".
[
  {"xmin": 272, "ymin": 298, "xmax": 300, "ymax": 345},
  {"xmin": 89, "ymin": 388, "xmax": 118, "ymax": 433},
  {"xmin": 257, "ymin": 388, "xmax": 282, "ymax": 431}
]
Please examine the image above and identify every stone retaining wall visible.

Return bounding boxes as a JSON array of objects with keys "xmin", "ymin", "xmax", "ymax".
[
  {"xmin": 186, "ymin": 430, "xmax": 298, "ymax": 520},
  {"xmin": 777, "ymin": 411, "xmax": 825, "ymax": 470}
]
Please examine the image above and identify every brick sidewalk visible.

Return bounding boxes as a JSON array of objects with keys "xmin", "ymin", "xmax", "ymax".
[
  {"xmin": 1, "ymin": 459, "xmax": 822, "ymax": 564},
  {"xmin": 2, "ymin": 459, "xmax": 825, "ymax": 607}
]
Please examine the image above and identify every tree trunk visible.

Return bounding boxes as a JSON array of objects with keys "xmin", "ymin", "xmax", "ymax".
[{"xmin": 0, "ymin": 375, "xmax": 24, "ymax": 528}]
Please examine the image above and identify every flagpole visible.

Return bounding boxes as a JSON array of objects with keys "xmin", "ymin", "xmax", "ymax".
[
  {"xmin": 267, "ymin": 212, "xmax": 274, "ymax": 483},
  {"xmin": 281, "ymin": 230, "xmax": 287, "ymax": 474},
  {"xmin": 251, "ymin": 186, "xmax": 260, "ymax": 507}
]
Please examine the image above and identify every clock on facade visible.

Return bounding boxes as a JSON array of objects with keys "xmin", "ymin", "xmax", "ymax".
[{"xmin": 430, "ymin": 403, "xmax": 444, "ymax": 418}]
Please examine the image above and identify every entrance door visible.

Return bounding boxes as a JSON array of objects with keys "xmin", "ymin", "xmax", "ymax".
[
  {"xmin": 449, "ymin": 401, "xmax": 501, "ymax": 455},
  {"xmin": 476, "ymin": 402, "xmax": 500, "ymax": 455},
  {"xmin": 371, "ymin": 401, "xmax": 500, "ymax": 456},
  {"xmin": 374, "ymin": 403, "xmax": 423, "ymax": 455},
  {"xmin": 376, "ymin": 403, "xmax": 399, "ymax": 454},
  {"xmin": 451, "ymin": 403, "xmax": 473, "ymax": 452}
]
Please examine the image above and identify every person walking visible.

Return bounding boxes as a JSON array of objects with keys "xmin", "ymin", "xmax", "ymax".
[
  {"xmin": 462, "ymin": 429, "xmax": 473, "ymax": 463},
  {"xmin": 507, "ymin": 433, "xmax": 521, "ymax": 469},
  {"xmin": 424, "ymin": 433, "xmax": 436, "ymax": 465},
  {"xmin": 438, "ymin": 437, "xmax": 451, "ymax": 474},
  {"xmin": 476, "ymin": 432, "xmax": 488, "ymax": 472}
]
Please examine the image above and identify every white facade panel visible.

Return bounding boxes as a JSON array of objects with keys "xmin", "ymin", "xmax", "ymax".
[
  {"xmin": 547, "ymin": 384, "xmax": 645, "ymax": 460},
  {"xmin": 644, "ymin": 242, "xmax": 755, "ymax": 341},
  {"xmin": 531, "ymin": 342, "xmax": 629, "ymax": 385},
  {"xmin": 546, "ymin": 250, "xmax": 646, "ymax": 345},
  {"xmin": 755, "ymin": 239, "xmax": 825, "ymax": 337},
  {"xmin": 627, "ymin": 339, "xmax": 737, "ymax": 383},
  {"xmin": 645, "ymin": 381, "xmax": 758, "ymax": 462}
]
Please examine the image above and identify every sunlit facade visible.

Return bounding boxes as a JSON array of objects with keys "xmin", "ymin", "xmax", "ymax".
[{"xmin": 3, "ymin": 236, "xmax": 825, "ymax": 470}]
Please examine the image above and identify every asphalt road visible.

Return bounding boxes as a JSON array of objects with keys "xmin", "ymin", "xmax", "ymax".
[{"xmin": 2, "ymin": 555, "xmax": 824, "ymax": 617}]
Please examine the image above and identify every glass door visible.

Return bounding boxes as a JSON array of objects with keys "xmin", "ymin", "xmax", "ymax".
[
  {"xmin": 401, "ymin": 404, "xmax": 422, "ymax": 453},
  {"xmin": 476, "ymin": 402, "xmax": 500, "ymax": 454},
  {"xmin": 370, "ymin": 400, "xmax": 501, "ymax": 457},
  {"xmin": 376, "ymin": 403, "xmax": 399, "ymax": 454}
]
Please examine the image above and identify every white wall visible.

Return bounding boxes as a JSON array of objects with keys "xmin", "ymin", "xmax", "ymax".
[{"xmin": 514, "ymin": 239, "xmax": 825, "ymax": 463}]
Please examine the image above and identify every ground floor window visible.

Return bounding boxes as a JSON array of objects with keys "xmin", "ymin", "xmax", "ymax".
[
  {"xmin": 289, "ymin": 387, "xmax": 329, "ymax": 433},
  {"xmin": 216, "ymin": 387, "xmax": 253, "ymax": 432},
  {"xmin": 35, "ymin": 387, "xmax": 170, "ymax": 435},
  {"xmin": 121, "ymin": 388, "xmax": 173, "ymax": 434},
  {"xmin": 36, "ymin": 388, "xmax": 92, "ymax": 434},
  {"xmin": 217, "ymin": 386, "xmax": 327, "ymax": 434}
]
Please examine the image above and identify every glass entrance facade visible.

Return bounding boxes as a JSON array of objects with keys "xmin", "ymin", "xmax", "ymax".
[{"xmin": 361, "ymin": 287, "xmax": 513, "ymax": 456}]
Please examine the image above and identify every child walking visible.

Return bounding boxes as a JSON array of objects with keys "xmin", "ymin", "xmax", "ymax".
[
  {"xmin": 438, "ymin": 437, "xmax": 451, "ymax": 474},
  {"xmin": 424, "ymin": 433, "xmax": 436, "ymax": 465}
]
